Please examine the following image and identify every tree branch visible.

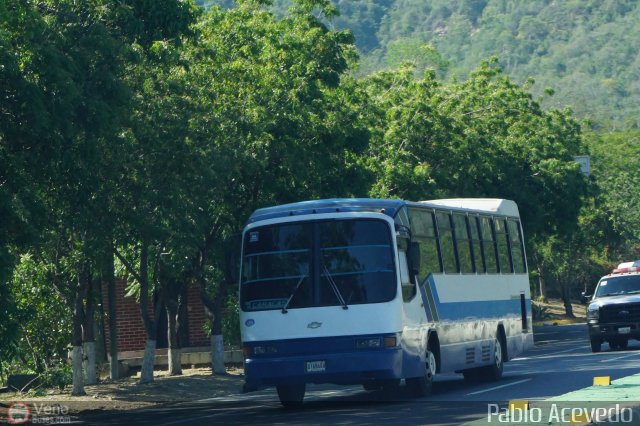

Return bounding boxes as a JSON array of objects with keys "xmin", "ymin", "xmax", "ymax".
[{"xmin": 114, "ymin": 247, "xmax": 143, "ymax": 284}]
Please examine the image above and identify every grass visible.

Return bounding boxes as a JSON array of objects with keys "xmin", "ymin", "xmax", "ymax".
[{"xmin": 533, "ymin": 297, "xmax": 586, "ymax": 327}]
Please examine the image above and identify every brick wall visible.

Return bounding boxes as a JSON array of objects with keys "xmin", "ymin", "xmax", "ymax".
[
  {"xmin": 186, "ymin": 283, "xmax": 209, "ymax": 347},
  {"xmin": 101, "ymin": 279, "xmax": 210, "ymax": 354},
  {"xmin": 101, "ymin": 279, "xmax": 148, "ymax": 353}
]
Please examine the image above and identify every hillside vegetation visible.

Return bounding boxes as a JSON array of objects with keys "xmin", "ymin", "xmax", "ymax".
[
  {"xmin": 3, "ymin": 0, "xmax": 639, "ymax": 395},
  {"xmin": 202, "ymin": 0, "xmax": 640, "ymax": 128}
]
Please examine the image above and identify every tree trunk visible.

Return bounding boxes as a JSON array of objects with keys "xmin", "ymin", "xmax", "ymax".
[
  {"xmin": 211, "ymin": 279, "xmax": 227, "ymax": 375},
  {"xmin": 83, "ymin": 273, "xmax": 97, "ymax": 385},
  {"xmin": 561, "ymin": 283, "xmax": 575, "ymax": 318},
  {"xmin": 537, "ymin": 263, "xmax": 547, "ymax": 302},
  {"xmin": 137, "ymin": 244, "xmax": 165, "ymax": 384},
  {"xmin": 71, "ymin": 271, "xmax": 87, "ymax": 396},
  {"xmin": 211, "ymin": 333, "xmax": 225, "ymax": 375},
  {"xmin": 140, "ymin": 339, "xmax": 156, "ymax": 384},
  {"xmin": 167, "ymin": 302, "xmax": 182, "ymax": 375},
  {"xmin": 71, "ymin": 346, "xmax": 85, "ymax": 396},
  {"xmin": 106, "ymin": 241, "xmax": 119, "ymax": 380},
  {"xmin": 82, "ymin": 342, "xmax": 96, "ymax": 386}
]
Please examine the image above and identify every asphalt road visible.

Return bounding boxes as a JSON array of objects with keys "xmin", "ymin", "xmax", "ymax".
[{"xmin": 81, "ymin": 324, "xmax": 640, "ymax": 426}]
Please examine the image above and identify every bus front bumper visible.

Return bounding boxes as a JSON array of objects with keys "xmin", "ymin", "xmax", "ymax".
[{"xmin": 243, "ymin": 347, "xmax": 404, "ymax": 390}]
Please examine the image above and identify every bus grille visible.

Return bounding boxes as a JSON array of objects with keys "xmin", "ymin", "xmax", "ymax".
[
  {"xmin": 465, "ymin": 348, "xmax": 475, "ymax": 364},
  {"xmin": 600, "ymin": 303, "xmax": 640, "ymax": 323}
]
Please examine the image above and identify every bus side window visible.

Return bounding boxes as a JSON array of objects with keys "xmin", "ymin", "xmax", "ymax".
[
  {"xmin": 397, "ymin": 237, "xmax": 417, "ymax": 301},
  {"xmin": 436, "ymin": 211, "xmax": 458, "ymax": 273},
  {"xmin": 408, "ymin": 208, "xmax": 442, "ymax": 282},
  {"xmin": 469, "ymin": 215, "xmax": 485, "ymax": 273},
  {"xmin": 453, "ymin": 214, "xmax": 473, "ymax": 273},
  {"xmin": 494, "ymin": 218, "xmax": 513, "ymax": 273},
  {"xmin": 480, "ymin": 216, "xmax": 498, "ymax": 273},
  {"xmin": 508, "ymin": 220, "xmax": 526, "ymax": 273}
]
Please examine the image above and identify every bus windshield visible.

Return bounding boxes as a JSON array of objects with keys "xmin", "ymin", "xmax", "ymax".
[
  {"xmin": 595, "ymin": 275, "xmax": 640, "ymax": 298},
  {"xmin": 241, "ymin": 219, "xmax": 396, "ymax": 312}
]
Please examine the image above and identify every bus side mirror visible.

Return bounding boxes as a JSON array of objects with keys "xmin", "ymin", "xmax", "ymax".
[
  {"xmin": 409, "ymin": 242, "xmax": 421, "ymax": 278},
  {"xmin": 224, "ymin": 233, "xmax": 242, "ymax": 284}
]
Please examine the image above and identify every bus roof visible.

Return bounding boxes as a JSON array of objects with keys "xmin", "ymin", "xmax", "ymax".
[
  {"xmin": 416, "ymin": 198, "xmax": 520, "ymax": 217},
  {"xmin": 247, "ymin": 198, "xmax": 405, "ymax": 224},
  {"xmin": 247, "ymin": 198, "xmax": 519, "ymax": 224}
]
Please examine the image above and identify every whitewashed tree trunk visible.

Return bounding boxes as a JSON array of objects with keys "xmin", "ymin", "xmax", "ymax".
[
  {"xmin": 71, "ymin": 346, "xmax": 86, "ymax": 396},
  {"xmin": 211, "ymin": 334, "xmax": 225, "ymax": 375},
  {"xmin": 140, "ymin": 339, "xmax": 156, "ymax": 384},
  {"xmin": 168, "ymin": 347, "xmax": 182, "ymax": 375},
  {"xmin": 83, "ymin": 341, "xmax": 97, "ymax": 385}
]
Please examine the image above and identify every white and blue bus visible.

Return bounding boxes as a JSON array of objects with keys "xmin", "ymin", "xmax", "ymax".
[{"xmin": 239, "ymin": 198, "xmax": 533, "ymax": 406}]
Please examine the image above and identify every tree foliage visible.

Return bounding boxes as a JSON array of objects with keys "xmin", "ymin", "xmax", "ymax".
[{"xmin": 1, "ymin": 0, "xmax": 635, "ymax": 387}]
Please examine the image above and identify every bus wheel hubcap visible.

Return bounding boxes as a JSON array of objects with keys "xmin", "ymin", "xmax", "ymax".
[
  {"xmin": 426, "ymin": 351, "xmax": 436, "ymax": 378},
  {"xmin": 495, "ymin": 339, "xmax": 502, "ymax": 368}
]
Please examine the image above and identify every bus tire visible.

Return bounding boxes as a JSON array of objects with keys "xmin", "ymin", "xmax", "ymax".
[
  {"xmin": 481, "ymin": 337, "xmax": 504, "ymax": 381},
  {"xmin": 276, "ymin": 383, "xmax": 305, "ymax": 408},
  {"xmin": 406, "ymin": 348, "xmax": 436, "ymax": 397}
]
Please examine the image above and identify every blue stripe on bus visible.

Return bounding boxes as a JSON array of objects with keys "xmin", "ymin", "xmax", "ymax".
[
  {"xmin": 422, "ymin": 274, "xmax": 524, "ymax": 321},
  {"xmin": 437, "ymin": 298, "xmax": 522, "ymax": 320}
]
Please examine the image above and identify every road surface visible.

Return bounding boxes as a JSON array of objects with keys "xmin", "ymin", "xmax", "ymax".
[{"xmin": 81, "ymin": 324, "xmax": 640, "ymax": 425}]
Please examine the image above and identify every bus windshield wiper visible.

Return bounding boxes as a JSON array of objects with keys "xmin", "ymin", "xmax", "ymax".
[
  {"xmin": 322, "ymin": 262, "xmax": 348, "ymax": 310},
  {"xmin": 281, "ymin": 274, "xmax": 307, "ymax": 314}
]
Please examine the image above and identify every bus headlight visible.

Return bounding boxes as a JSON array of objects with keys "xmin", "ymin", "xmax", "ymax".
[
  {"xmin": 243, "ymin": 345, "xmax": 278, "ymax": 357},
  {"xmin": 356, "ymin": 338, "xmax": 382, "ymax": 349},
  {"xmin": 356, "ymin": 335, "xmax": 399, "ymax": 349}
]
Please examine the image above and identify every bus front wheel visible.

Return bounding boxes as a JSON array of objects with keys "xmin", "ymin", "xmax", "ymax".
[
  {"xmin": 276, "ymin": 383, "xmax": 305, "ymax": 408},
  {"xmin": 407, "ymin": 349, "xmax": 436, "ymax": 397}
]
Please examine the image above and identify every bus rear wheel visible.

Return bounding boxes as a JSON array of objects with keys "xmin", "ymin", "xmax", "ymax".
[
  {"xmin": 480, "ymin": 337, "xmax": 504, "ymax": 381},
  {"xmin": 463, "ymin": 337, "xmax": 504, "ymax": 382},
  {"xmin": 407, "ymin": 349, "xmax": 436, "ymax": 397},
  {"xmin": 276, "ymin": 383, "xmax": 305, "ymax": 408}
]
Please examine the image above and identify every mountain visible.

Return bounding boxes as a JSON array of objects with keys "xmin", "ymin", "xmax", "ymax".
[{"xmin": 198, "ymin": 0, "xmax": 640, "ymax": 128}]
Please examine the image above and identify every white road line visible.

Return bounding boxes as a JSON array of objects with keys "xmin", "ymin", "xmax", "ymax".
[
  {"xmin": 600, "ymin": 352, "xmax": 640, "ymax": 363},
  {"xmin": 545, "ymin": 346, "xmax": 584, "ymax": 356},
  {"xmin": 512, "ymin": 345, "xmax": 585, "ymax": 361},
  {"xmin": 466, "ymin": 378, "xmax": 531, "ymax": 396}
]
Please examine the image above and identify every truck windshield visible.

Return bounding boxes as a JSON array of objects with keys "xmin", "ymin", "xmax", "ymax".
[
  {"xmin": 595, "ymin": 275, "xmax": 640, "ymax": 297},
  {"xmin": 241, "ymin": 219, "xmax": 396, "ymax": 312}
]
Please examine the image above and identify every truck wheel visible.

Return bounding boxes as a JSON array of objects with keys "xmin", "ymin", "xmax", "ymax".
[
  {"xmin": 610, "ymin": 338, "xmax": 628, "ymax": 350},
  {"xmin": 276, "ymin": 383, "xmax": 305, "ymax": 408},
  {"xmin": 590, "ymin": 337, "xmax": 601, "ymax": 353}
]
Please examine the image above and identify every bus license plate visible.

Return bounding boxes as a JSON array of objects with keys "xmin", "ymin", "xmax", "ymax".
[
  {"xmin": 619, "ymin": 327, "xmax": 631, "ymax": 334},
  {"xmin": 306, "ymin": 360, "xmax": 326, "ymax": 373}
]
